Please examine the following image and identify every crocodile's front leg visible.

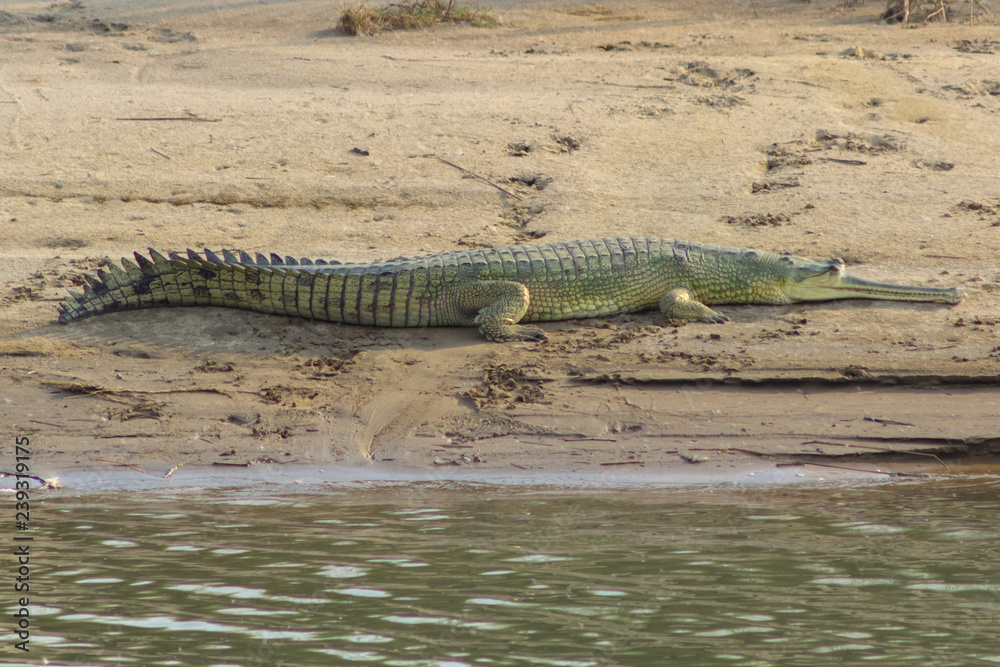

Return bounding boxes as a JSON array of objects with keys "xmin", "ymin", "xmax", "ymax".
[
  {"xmin": 659, "ymin": 287, "xmax": 730, "ymax": 323},
  {"xmin": 440, "ymin": 280, "xmax": 547, "ymax": 342}
]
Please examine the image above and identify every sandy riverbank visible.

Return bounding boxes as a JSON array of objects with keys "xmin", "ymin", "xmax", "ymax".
[{"xmin": 1, "ymin": 0, "xmax": 999, "ymax": 487}]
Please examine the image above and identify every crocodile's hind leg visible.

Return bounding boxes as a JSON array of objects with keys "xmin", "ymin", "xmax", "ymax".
[
  {"xmin": 659, "ymin": 287, "xmax": 730, "ymax": 323},
  {"xmin": 440, "ymin": 280, "xmax": 547, "ymax": 342}
]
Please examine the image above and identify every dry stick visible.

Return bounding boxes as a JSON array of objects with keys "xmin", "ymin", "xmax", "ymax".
[
  {"xmin": 96, "ymin": 458, "xmax": 193, "ymax": 478},
  {"xmin": 116, "ymin": 115, "xmax": 220, "ymax": 122},
  {"xmin": 697, "ymin": 444, "xmax": 950, "ymax": 471},
  {"xmin": 801, "ymin": 439, "xmax": 908, "ymax": 451},
  {"xmin": 927, "ymin": 0, "xmax": 947, "ymax": 20},
  {"xmin": 40, "ymin": 379, "xmax": 232, "ymax": 400},
  {"xmin": 801, "ymin": 440, "xmax": 951, "ymax": 470},
  {"xmin": 863, "ymin": 416, "xmax": 915, "ymax": 426},
  {"xmin": 149, "ymin": 147, "xmax": 171, "ymax": 160},
  {"xmin": 433, "ymin": 156, "xmax": 524, "ymax": 201},
  {"xmin": 689, "ymin": 446, "xmax": 777, "ymax": 457},
  {"xmin": 795, "ymin": 461, "xmax": 928, "ymax": 478},
  {"xmin": 95, "ymin": 458, "xmax": 149, "ymax": 475}
]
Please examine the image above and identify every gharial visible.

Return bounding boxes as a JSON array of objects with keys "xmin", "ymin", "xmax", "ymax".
[{"xmin": 57, "ymin": 237, "xmax": 964, "ymax": 342}]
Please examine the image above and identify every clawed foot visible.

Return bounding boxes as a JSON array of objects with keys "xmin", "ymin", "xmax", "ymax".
[
  {"xmin": 700, "ymin": 311, "xmax": 730, "ymax": 324},
  {"xmin": 660, "ymin": 288, "xmax": 731, "ymax": 324},
  {"xmin": 519, "ymin": 327, "xmax": 548, "ymax": 342},
  {"xmin": 481, "ymin": 324, "xmax": 548, "ymax": 342}
]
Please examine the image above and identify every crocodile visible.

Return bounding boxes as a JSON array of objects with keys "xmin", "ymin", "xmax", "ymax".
[{"xmin": 57, "ymin": 237, "xmax": 963, "ymax": 342}]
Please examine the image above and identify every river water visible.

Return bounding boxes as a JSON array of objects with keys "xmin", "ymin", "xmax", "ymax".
[{"xmin": 8, "ymin": 477, "xmax": 1000, "ymax": 665}]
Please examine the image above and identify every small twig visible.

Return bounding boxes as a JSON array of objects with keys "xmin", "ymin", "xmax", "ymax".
[
  {"xmin": 41, "ymin": 381, "xmax": 137, "ymax": 405},
  {"xmin": 149, "ymin": 147, "xmax": 172, "ymax": 160},
  {"xmin": 599, "ymin": 460, "xmax": 644, "ymax": 466},
  {"xmin": 864, "ymin": 416, "xmax": 915, "ymax": 427},
  {"xmin": 95, "ymin": 458, "xmax": 151, "ymax": 475},
  {"xmin": 802, "ymin": 440, "xmax": 897, "ymax": 450},
  {"xmin": 40, "ymin": 379, "xmax": 232, "ymax": 400},
  {"xmin": 800, "ymin": 440, "xmax": 950, "ymax": 469},
  {"xmin": 926, "ymin": 2, "xmax": 946, "ymax": 20},
  {"xmin": 432, "ymin": 156, "xmax": 524, "ymax": 201},
  {"xmin": 795, "ymin": 461, "xmax": 929, "ymax": 478},
  {"xmin": 96, "ymin": 457, "xmax": 193, "ymax": 478},
  {"xmin": 823, "ymin": 157, "xmax": 867, "ymax": 166},
  {"xmin": 28, "ymin": 419, "xmax": 62, "ymax": 428},
  {"xmin": 116, "ymin": 115, "xmax": 219, "ymax": 122},
  {"xmin": 689, "ymin": 447, "xmax": 777, "ymax": 457}
]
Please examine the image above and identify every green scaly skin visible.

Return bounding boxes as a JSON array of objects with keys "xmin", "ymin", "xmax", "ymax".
[{"xmin": 57, "ymin": 237, "xmax": 964, "ymax": 342}]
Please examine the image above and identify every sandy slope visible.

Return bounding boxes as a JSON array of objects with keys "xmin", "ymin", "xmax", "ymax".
[{"xmin": 1, "ymin": 0, "xmax": 999, "ymax": 484}]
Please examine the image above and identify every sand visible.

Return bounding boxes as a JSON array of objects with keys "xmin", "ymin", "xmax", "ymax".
[{"xmin": 1, "ymin": 0, "xmax": 999, "ymax": 487}]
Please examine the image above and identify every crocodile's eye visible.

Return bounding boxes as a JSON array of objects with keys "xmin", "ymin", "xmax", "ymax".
[{"xmin": 814, "ymin": 259, "xmax": 843, "ymax": 276}]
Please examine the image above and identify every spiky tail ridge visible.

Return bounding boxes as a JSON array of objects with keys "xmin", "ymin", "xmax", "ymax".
[{"xmin": 57, "ymin": 248, "xmax": 346, "ymax": 325}]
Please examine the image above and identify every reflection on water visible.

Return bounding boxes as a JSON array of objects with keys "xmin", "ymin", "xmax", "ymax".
[{"xmin": 10, "ymin": 479, "xmax": 1000, "ymax": 665}]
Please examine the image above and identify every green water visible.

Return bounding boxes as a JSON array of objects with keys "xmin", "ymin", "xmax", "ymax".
[{"xmin": 7, "ymin": 479, "xmax": 1000, "ymax": 666}]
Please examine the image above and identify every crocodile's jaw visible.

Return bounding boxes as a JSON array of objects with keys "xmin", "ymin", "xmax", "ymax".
[{"xmin": 781, "ymin": 259, "xmax": 965, "ymax": 305}]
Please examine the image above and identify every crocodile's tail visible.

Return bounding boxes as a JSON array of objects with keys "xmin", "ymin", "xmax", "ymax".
[{"xmin": 57, "ymin": 248, "xmax": 343, "ymax": 324}]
